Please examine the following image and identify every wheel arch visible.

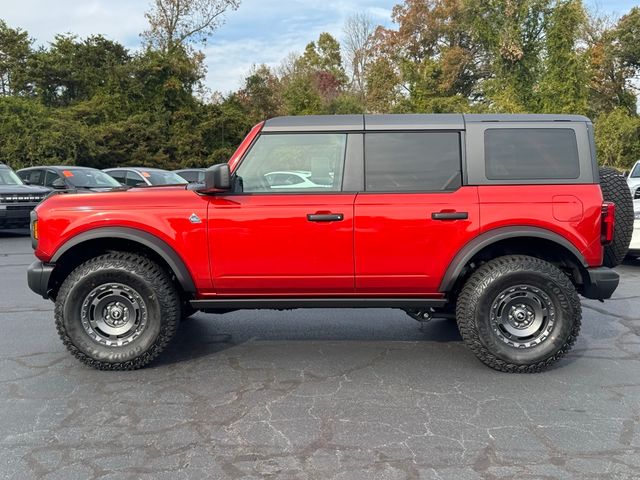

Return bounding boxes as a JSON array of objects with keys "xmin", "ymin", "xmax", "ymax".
[
  {"xmin": 440, "ymin": 226, "xmax": 589, "ymax": 293},
  {"xmin": 48, "ymin": 227, "xmax": 196, "ymax": 298}
]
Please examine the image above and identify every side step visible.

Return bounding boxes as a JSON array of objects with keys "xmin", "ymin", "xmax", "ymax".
[{"xmin": 190, "ymin": 297, "xmax": 447, "ymax": 310}]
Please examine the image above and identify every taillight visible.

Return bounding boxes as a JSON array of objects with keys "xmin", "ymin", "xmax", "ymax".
[{"xmin": 601, "ymin": 202, "xmax": 615, "ymax": 245}]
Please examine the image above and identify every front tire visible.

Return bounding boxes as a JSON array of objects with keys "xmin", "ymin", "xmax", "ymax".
[
  {"xmin": 456, "ymin": 255, "xmax": 581, "ymax": 373},
  {"xmin": 55, "ymin": 252, "xmax": 180, "ymax": 370}
]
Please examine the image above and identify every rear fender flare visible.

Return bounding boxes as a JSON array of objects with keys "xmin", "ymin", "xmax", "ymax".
[{"xmin": 439, "ymin": 226, "xmax": 588, "ymax": 292}]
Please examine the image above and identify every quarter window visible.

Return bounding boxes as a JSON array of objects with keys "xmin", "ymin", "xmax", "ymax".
[
  {"xmin": 485, "ymin": 128, "xmax": 580, "ymax": 180},
  {"xmin": 364, "ymin": 132, "xmax": 462, "ymax": 192},
  {"xmin": 235, "ymin": 134, "xmax": 347, "ymax": 193}
]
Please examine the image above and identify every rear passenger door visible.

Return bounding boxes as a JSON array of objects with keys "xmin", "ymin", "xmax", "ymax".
[{"xmin": 354, "ymin": 130, "xmax": 479, "ymax": 294}]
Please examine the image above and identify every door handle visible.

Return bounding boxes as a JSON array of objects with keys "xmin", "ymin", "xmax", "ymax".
[
  {"xmin": 307, "ymin": 213, "xmax": 344, "ymax": 222},
  {"xmin": 432, "ymin": 211, "xmax": 468, "ymax": 221}
]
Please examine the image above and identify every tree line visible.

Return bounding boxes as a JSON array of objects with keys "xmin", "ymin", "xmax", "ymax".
[{"xmin": 0, "ymin": 0, "xmax": 639, "ymax": 172}]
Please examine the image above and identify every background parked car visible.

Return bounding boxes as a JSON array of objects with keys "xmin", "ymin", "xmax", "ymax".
[
  {"xmin": 630, "ymin": 199, "xmax": 640, "ymax": 258},
  {"xmin": 174, "ymin": 168, "xmax": 205, "ymax": 183},
  {"xmin": 104, "ymin": 168, "xmax": 188, "ymax": 187},
  {"xmin": 18, "ymin": 166, "xmax": 123, "ymax": 193},
  {"xmin": 628, "ymin": 160, "xmax": 640, "ymax": 200},
  {"xmin": 0, "ymin": 163, "xmax": 49, "ymax": 229}
]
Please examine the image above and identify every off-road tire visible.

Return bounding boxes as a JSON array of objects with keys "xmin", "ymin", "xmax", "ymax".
[
  {"xmin": 456, "ymin": 255, "xmax": 581, "ymax": 373},
  {"xmin": 599, "ymin": 167, "xmax": 634, "ymax": 267},
  {"xmin": 55, "ymin": 252, "xmax": 180, "ymax": 370}
]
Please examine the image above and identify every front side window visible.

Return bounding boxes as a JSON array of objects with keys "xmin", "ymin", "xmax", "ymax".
[
  {"xmin": 365, "ymin": 132, "xmax": 462, "ymax": 192},
  {"xmin": 631, "ymin": 163, "xmax": 640, "ymax": 178},
  {"xmin": 44, "ymin": 171, "xmax": 63, "ymax": 188},
  {"xmin": 485, "ymin": 128, "xmax": 580, "ymax": 180},
  {"xmin": 125, "ymin": 171, "xmax": 146, "ymax": 187},
  {"xmin": 235, "ymin": 133, "xmax": 347, "ymax": 193}
]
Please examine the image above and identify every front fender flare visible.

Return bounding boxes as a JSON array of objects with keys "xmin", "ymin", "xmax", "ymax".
[{"xmin": 51, "ymin": 227, "xmax": 196, "ymax": 293}]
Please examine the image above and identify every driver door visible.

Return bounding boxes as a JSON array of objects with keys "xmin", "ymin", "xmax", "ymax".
[{"xmin": 207, "ymin": 132, "xmax": 356, "ymax": 295}]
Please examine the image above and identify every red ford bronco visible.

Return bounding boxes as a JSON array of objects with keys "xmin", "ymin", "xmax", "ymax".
[{"xmin": 27, "ymin": 114, "xmax": 634, "ymax": 372}]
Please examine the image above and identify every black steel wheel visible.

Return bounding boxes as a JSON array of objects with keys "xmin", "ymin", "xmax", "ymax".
[
  {"xmin": 456, "ymin": 255, "xmax": 581, "ymax": 373},
  {"xmin": 55, "ymin": 252, "xmax": 180, "ymax": 370}
]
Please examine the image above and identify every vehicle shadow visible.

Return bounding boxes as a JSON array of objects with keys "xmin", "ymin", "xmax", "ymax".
[
  {"xmin": 623, "ymin": 255, "xmax": 640, "ymax": 267},
  {"xmin": 155, "ymin": 311, "xmax": 462, "ymax": 367}
]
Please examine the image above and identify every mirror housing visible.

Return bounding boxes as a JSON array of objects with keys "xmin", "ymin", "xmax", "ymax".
[
  {"xmin": 198, "ymin": 163, "xmax": 231, "ymax": 193},
  {"xmin": 51, "ymin": 179, "xmax": 67, "ymax": 190}
]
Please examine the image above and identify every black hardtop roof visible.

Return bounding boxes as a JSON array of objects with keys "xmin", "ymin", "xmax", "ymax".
[{"xmin": 262, "ymin": 113, "xmax": 591, "ymax": 132}]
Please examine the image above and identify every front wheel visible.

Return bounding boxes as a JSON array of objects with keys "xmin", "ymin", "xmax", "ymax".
[
  {"xmin": 456, "ymin": 255, "xmax": 582, "ymax": 373},
  {"xmin": 55, "ymin": 252, "xmax": 180, "ymax": 370}
]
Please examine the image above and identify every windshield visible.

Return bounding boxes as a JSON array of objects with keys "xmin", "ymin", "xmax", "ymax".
[
  {"xmin": 0, "ymin": 168, "xmax": 24, "ymax": 186},
  {"xmin": 140, "ymin": 170, "xmax": 188, "ymax": 186},
  {"xmin": 63, "ymin": 169, "xmax": 122, "ymax": 188}
]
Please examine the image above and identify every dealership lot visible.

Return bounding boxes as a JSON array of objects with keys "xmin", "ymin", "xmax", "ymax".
[{"xmin": 1, "ymin": 233, "xmax": 639, "ymax": 479}]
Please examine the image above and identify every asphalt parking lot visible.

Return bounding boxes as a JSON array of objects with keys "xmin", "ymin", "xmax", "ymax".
[{"xmin": 1, "ymin": 232, "xmax": 639, "ymax": 479}]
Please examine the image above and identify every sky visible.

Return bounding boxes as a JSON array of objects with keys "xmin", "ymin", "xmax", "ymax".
[{"xmin": 0, "ymin": 0, "xmax": 638, "ymax": 94}]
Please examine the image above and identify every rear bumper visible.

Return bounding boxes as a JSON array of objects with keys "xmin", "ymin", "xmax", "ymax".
[
  {"xmin": 582, "ymin": 267, "xmax": 619, "ymax": 300},
  {"xmin": 27, "ymin": 260, "xmax": 54, "ymax": 299}
]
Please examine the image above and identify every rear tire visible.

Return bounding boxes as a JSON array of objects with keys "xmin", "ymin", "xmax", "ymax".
[
  {"xmin": 599, "ymin": 167, "xmax": 634, "ymax": 267},
  {"xmin": 55, "ymin": 252, "xmax": 180, "ymax": 370},
  {"xmin": 456, "ymin": 255, "xmax": 581, "ymax": 373}
]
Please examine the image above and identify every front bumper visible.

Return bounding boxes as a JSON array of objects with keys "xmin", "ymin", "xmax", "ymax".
[
  {"xmin": 0, "ymin": 203, "xmax": 38, "ymax": 228},
  {"xmin": 27, "ymin": 260, "xmax": 54, "ymax": 299},
  {"xmin": 582, "ymin": 267, "xmax": 620, "ymax": 300}
]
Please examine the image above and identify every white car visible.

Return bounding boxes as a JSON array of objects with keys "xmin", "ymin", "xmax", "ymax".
[
  {"xmin": 265, "ymin": 171, "xmax": 333, "ymax": 189},
  {"xmin": 628, "ymin": 160, "xmax": 640, "ymax": 201},
  {"xmin": 630, "ymin": 199, "xmax": 640, "ymax": 257}
]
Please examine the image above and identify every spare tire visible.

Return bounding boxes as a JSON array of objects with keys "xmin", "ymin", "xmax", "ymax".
[{"xmin": 599, "ymin": 167, "xmax": 634, "ymax": 267}]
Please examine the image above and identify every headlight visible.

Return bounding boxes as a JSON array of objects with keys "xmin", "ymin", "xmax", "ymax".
[{"xmin": 635, "ymin": 210, "xmax": 640, "ymax": 220}]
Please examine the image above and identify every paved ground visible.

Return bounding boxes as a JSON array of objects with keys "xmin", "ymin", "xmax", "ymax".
[{"xmin": 1, "ymin": 232, "xmax": 639, "ymax": 480}]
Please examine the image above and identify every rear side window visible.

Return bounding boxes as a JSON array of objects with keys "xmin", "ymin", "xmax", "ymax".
[
  {"xmin": 485, "ymin": 128, "xmax": 579, "ymax": 180},
  {"xmin": 364, "ymin": 132, "xmax": 462, "ymax": 192}
]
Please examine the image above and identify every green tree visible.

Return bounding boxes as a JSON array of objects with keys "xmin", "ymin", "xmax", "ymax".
[
  {"xmin": 0, "ymin": 20, "xmax": 32, "ymax": 96},
  {"xmin": 539, "ymin": 0, "xmax": 589, "ymax": 114},
  {"xmin": 594, "ymin": 108, "xmax": 640, "ymax": 169}
]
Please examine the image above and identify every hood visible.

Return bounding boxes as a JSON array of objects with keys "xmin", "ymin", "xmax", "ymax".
[{"xmin": 0, "ymin": 184, "xmax": 50, "ymax": 196}]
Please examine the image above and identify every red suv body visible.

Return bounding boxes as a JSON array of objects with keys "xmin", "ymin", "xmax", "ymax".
[{"xmin": 27, "ymin": 114, "xmax": 625, "ymax": 372}]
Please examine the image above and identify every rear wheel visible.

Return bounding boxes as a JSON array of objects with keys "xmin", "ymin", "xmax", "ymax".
[
  {"xmin": 456, "ymin": 255, "xmax": 581, "ymax": 373},
  {"xmin": 599, "ymin": 166, "xmax": 634, "ymax": 267},
  {"xmin": 55, "ymin": 252, "xmax": 180, "ymax": 370}
]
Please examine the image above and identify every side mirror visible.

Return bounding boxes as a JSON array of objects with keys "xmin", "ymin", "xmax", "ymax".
[
  {"xmin": 22, "ymin": 178, "xmax": 32, "ymax": 185},
  {"xmin": 51, "ymin": 179, "xmax": 67, "ymax": 190},
  {"xmin": 198, "ymin": 163, "xmax": 231, "ymax": 193}
]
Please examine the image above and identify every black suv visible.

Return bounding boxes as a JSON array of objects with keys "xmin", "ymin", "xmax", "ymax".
[
  {"xmin": 17, "ymin": 166, "xmax": 123, "ymax": 193},
  {"xmin": 0, "ymin": 164, "xmax": 49, "ymax": 229}
]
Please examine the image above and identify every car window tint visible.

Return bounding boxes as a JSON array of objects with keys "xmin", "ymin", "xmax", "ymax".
[
  {"xmin": 125, "ymin": 171, "xmax": 145, "ymax": 187},
  {"xmin": 21, "ymin": 169, "xmax": 44, "ymax": 186},
  {"xmin": 235, "ymin": 134, "xmax": 347, "ymax": 193},
  {"xmin": 107, "ymin": 170, "xmax": 126, "ymax": 184},
  {"xmin": 485, "ymin": 128, "xmax": 580, "ymax": 180},
  {"xmin": 44, "ymin": 171, "xmax": 63, "ymax": 188},
  {"xmin": 177, "ymin": 171, "xmax": 196, "ymax": 182},
  {"xmin": 365, "ymin": 132, "xmax": 462, "ymax": 192},
  {"xmin": 631, "ymin": 163, "xmax": 640, "ymax": 178}
]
